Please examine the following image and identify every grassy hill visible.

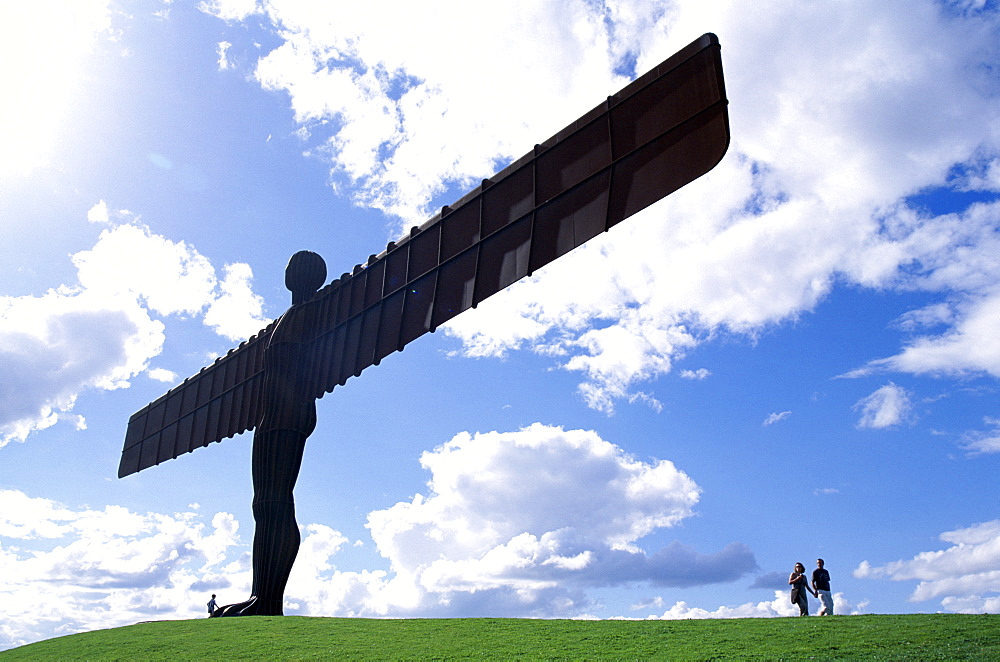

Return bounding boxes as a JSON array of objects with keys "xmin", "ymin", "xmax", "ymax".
[{"xmin": 2, "ymin": 614, "xmax": 998, "ymax": 660}]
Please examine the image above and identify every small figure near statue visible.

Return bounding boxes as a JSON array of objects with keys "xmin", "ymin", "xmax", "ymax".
[{"xmin": 207, "ymin": 594, "xmax": 219, "ymax": 617}]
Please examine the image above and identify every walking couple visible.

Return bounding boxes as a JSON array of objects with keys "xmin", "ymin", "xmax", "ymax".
[{"xmin": 789, "ymin": 559, "xmax": 833, "ymax": 616}]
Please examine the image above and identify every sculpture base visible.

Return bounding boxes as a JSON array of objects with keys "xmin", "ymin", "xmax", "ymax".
[{"xmin": 212, "ymin": 596, "xmax": 283, "ymax": 617}]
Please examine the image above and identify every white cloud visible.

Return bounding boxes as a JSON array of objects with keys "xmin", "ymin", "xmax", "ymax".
[
  {"xmin": 961, "ymin": 417, "xmax": 1000, "ymax": 455},
  {"xmin": 209, "ymin": 0, "xmax": 632, "ymax": 226},
  {"xmin": 359, "ymin": 424, "xmax": 754, "ymax": 615},
  {"xmin": 958, "ymin": 157, "xmax": 1000, "ymax": 192},
  {"xmin": 216, "ymin": 40, "xmax": 232, "ymax": 70},
  {"xmin": 763, "ymin": 411, "xmax": 791, "ymax": 426},
  {"xmin": 640, "ymin": 591, "xmax": 866, "ymax": 620},
  {"xmin": 0, "ymin": 425, "xmax": 759, "ymax": 645},
  {"xmin": 853, "ymin": 383, "xmax": 914, "ymax": 429},
  {"xmin": 198, "ymin": 0, "xmax": 259, "ymax": 22},
  {"xmin": 284, "ymin": 425, "xmax": 752, "ymax": 618},
  {"xmin": 370, "ymin": 424, "xmax": 699, "ymax": 559},
  {"xmin": 868, "ymin": 284, "xmax": 1000, "ymax": 379},
  {"xmin": 0, "ymin": 490, "xmax": 240, "ymax": 650},
  {"xmin": 278, "ymin": 425, "xmax": 754, "ymax": 620},
  {"xmin": 202, "ymin": 263, "xmax": 267, "ymax": 341},
  {"xmin": 147, "ymin": 367, "xmax": 179, "ymax": 383},
  {"xmin": 202, "ymin": 1, "xmax": 1000, "ymax": 412},
  {"xmin": 940, "ymin": 594, "xmax": 1000, "ymax": 614},
  {"xmin": 0, "ymin": 286, "xmax": 164, "ymax": 445},
  {"xmin": 855, "ymin": 519, "xmax": 1000, "ymax": 611},
  {"xmin": 73, "ymin": 224, "xmax": 218, "ymax": 318},
  {"xmin": 0, "ymin": 209, "xmax": 268, "ymax": 446},
  {"xmin": 86, "ymin": 200, "xmax": 110, "ymax": 224},
  {"xmin": 680, "ymin": 369, "xmax": 711, "ymax": 380}
]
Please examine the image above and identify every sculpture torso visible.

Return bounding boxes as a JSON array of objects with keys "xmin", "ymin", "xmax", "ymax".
[{"xmin": 257, "ymin": 303, "xmax": 317, "ymax": 438}]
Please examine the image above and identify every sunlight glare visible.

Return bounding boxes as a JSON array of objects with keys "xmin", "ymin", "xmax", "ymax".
[{"xmin": 0, "ymin": 1, "xmax": 112, "ymax": 178}]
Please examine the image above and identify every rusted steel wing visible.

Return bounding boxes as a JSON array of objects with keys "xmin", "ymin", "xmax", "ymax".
[{"xmin": 119, "ymin": 33, "xmax": 729, "ymax": 478}]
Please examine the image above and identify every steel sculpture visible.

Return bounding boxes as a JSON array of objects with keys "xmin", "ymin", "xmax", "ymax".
[{"xmin": 119, "ymin": 33, "xmax": 731, "ymax": 616}]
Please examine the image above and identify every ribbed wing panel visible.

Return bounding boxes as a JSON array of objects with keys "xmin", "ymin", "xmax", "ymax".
[
  {"xmin": 118, "ymin": 324, "xmax": 273, "ymax": 477},
  {"xmin": 119, "ymin": 33, "xmax": 729, "ymax": 478},
  {"xmin": 305, "ymin": 32, "xmax": 729, "ymax": 398}
]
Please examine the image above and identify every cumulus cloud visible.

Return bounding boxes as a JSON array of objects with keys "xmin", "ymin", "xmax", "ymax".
[
  {"xmin": 72, "ymin": 224, "xmax": 218, "ymax": 318},
  {"xmin": 0, "ymin": 489, "xmax": 240, "ymax": 650},
  {"xmin": 441, "ymin": 4, "xmax": 1000, "ymax": 412},
  {"xmin": 1, "ymin": 425, "xmax": 758, "ymax": 645},
  {"xmin": 219, "ymin": 0, "xmax": 632, "ymax": 226},
  {"xmin": 0, "ymin": 205, "xmax": 267, "ymax": 447},
  {"xmin": 373, "ymin": 425, "xmax": 701, "ymax": 557},
  {"xmin": 855, "ymin": 519, "xmax": 1000, "ymax": 612},
  {"xmin": 853, "ymin": 383, "xmax": 914, "ymax": 429},
  {"xmin": 0, "ymin": 286, "xmax": 164, "ymax": 445},
  {"xmin": 147, "ymin": 367, "xmax": 179, "ymax": 383},
  {"xmin": 86, "ymin": 199, "xmax": 111, "ymax": 224},
  {"xmin": 361, "ymin": 424, "xmax": 755, "ymax": 614},
  {"xmin": 202, "ymin": 1, "xmax": 1000, "ymax": 412},
  {"xmin": 202, "ymin": 263, "xmax": 269, "ymax": 340},
  {"xmin": 73, "ymin": 219, "xmax": 267, "ymax": 340},
  {"xmin": 639, "ymin": 591, "xmax": 866, "ymax": 619},
  {"xmin": 281, "ymin": 425, "xmax": 752, "ymax": 618}
]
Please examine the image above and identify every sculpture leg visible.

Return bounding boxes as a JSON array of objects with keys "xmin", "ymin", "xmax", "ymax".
[{"xmin": 218, "ymin": 428, "xmax": 306, "ymax": 617}]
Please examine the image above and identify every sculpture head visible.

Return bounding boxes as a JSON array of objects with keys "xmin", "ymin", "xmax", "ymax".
[{"xmin": 285, "ymin": 250, "xmax": 327, "ymax": 304}]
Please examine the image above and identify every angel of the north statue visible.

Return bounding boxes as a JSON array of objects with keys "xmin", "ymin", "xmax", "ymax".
[{"xmin": 119, "ymin": 33, "xmax": 730, "ymax": 616}]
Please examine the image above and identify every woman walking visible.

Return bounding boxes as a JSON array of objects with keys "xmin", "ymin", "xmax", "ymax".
[{"xmin": 789, "ymin": 562, "xmax": 816, "ymax": 616}]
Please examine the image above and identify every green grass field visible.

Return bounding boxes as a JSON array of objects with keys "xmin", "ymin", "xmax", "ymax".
[{"xmin": 2, "ymin": 614, "xmax": 998, "ymax": 660}]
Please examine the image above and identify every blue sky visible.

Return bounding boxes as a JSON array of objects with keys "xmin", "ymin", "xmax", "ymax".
[{"xmin": 2, "ymin": 0, "xmax": 1000, "ymax": 649}]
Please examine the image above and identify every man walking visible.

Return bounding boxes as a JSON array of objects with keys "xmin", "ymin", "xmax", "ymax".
[{"xmin": 812, "ymin": 559, "xmax": 834, "ymax": 616}]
